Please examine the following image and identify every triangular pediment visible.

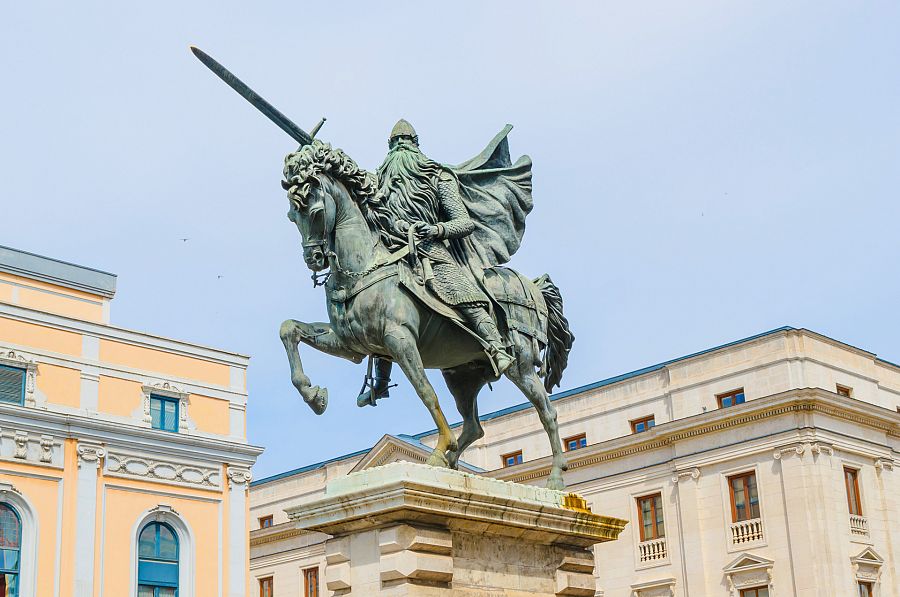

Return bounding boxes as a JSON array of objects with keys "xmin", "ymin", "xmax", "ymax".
[
  {"xmin": 349, "ymin": 434, "xmax": 484, "ymax": 474},
  {"xmin": 724, "ymin": 552, "xmax": 774, "ymax": 573},
  {"xmin": 852, "ymin": 547, "xmax": 884, "ymax": 565}
]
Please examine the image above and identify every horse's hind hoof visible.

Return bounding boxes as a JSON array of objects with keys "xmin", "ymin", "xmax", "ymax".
[
  {"xmin": 426, "ymin": 450, "xmax": 450, "ymax": 468},
  {"xmin": 303, "ymin": 386, "xmax": 328, "ymax": 415}
]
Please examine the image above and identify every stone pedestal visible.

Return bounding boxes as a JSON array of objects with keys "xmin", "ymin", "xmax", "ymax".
[{"xmin": 287, "ymin": 462, "xmax": 627, "ymax": 596}]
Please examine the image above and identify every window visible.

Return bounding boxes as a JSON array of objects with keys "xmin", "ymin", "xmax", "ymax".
[
  {"xmin": 718, "ymin": 388, "xmax": 746, "ymax": 409},
  {"xmin": 501, "ymin": 451, "xmax": 523, "ymax": 467},
  {"xmin": 858, "ymin": 582, "xmax": 874, "ymax": 597},
  {"xmin": 728, "ymin": 472, "xmax": 760, "ymax": 522},
  {"xmin": 0, "ymin": 503, "xmax": 21, "ymax": 597},
  {"xmin": 0, "ymin": 366, "xmax": 25, "ymax": 406},
  {"xmin": 837, "ymin": 384, "xmax": 853, "ymax": 397},
  {"xmin": 150, "ymin": 395, "xmax": 179, "ymax": 432},
  {"xmin": 636, "ymin": 493, "xmax": 664, "ymax": 541},
  {"xmin": 303, "ymin": 567, "xmax": 319, "ymax": 597},
  {"xmin": 137, "ymin": 522, "xmax": 179, "ymax": 597},
  {"xmin": 844, "ymin": 467, "xmax": 863, "ymax": 516},
  {"xmin": 564, "ymin": 434, "xmax": 587, "ymax": 451},
  {"xmin": 259, "ymin": 576, "xmax": 273, "ymax": 597},
  {"xmin": 259, "ymin": 515, "xmax": 273, "ymax": 529},
  {"xmin": 630, "ymin": 416, "xmax": 656, "ymax": 434},
  {"xmin": 740, "ymin": 588, "xmax": 769, "ymax": 597}
]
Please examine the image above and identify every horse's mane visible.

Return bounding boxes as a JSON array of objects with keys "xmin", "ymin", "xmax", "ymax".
[{"xmin": 283, "ymin": 141, "xmax": 398, "ymax": 245}]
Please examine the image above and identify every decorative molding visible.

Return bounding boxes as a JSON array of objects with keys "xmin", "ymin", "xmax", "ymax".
[
  {"xmin": 106, "ymin": 451, "xmax": 222, "ymax": 489},
  {"xmin": 13, "ymin": 431, "xmax": 28, "ymax": 459},
  {"xmin": 39, "ymin": 435, "xmax": 52, "ymax": 463},
  {"xmin": 630, "ymin": 577, "xmax": 676, "ymax": 597},
  {"xmin": 0, "ymin": 348, "xmax": 38, "ymax": 408},
  {"xmin": 723, "ymin": 553, "xmax": 774, "ymax": 596},
  {"xmin": 77, "ymin": 442, "xmax": 106, "ymax": 467},
  {"xmin": 851, "ymin": 547, "xmax": 883, "ymax": 584},
  {"xmin": 142, "ymin": 382, "xmax": 191, "ymax": 430},
  {"xmin": 227, "ymin": 467, "xmax": 252, "ymax": 487},
  {"xmin": 773, "ymin": 443, "xmax": 806, "ymax": 460},
  {"xmin": 249, "ymin": 527, "xmax": 308, "ymax": 547},
  {"xmin": 874, "ymin": 458, "xmax": 895, "ymax": 473},
  {"xmin": 671, "ymin": 467, "xmax": 700, "ymax": 483}
]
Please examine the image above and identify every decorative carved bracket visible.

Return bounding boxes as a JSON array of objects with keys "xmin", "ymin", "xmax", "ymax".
[
  {"xmin": 671, "ymin": 468, "xmax": 700, "ymax": 483},
  {"xmin": 227, "ymin": 467, "xmax": 252, "ymax": 487},
  {"xmin": 76, "ymin": 442, "xmax": 106, "ymax": 467}
]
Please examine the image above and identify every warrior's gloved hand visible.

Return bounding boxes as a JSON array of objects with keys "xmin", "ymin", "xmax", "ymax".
[
  {"xmin": 413, "ymin": 222, "xmax": 441, "ymax": 240},
  {"xmin": 396, "ymin": 220, "xmax": 411, "ymax": 233}
]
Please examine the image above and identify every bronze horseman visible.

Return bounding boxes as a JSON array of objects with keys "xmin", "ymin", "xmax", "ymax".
[{"xmin": 190, "ymin": 48, "xmax": 576, "ymax": 489}]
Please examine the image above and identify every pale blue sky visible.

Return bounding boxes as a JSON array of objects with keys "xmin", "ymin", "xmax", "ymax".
[{"xmin": 1, "ymin": 2, "xmax": 898, "ymax": 479}]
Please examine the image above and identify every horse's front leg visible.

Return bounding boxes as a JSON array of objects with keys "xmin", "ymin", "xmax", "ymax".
[{"xmin": 279, "ymin": 319, "xmax": 363, "ymax": 414}]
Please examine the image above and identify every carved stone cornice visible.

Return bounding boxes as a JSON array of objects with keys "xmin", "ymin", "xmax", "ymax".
[
  {"xmin": 106, "ymin": 451, "xmax": 222, "ymax": 489},
  {"xmin": 77, "ymin": 442, "xmax": 106, "ymax": 467},
  {"xmin": 227, "ymin": 467, "xmax": 253, "ymax": 487}
]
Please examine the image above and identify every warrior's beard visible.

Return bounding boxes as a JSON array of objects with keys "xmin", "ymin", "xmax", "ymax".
[{"xmin": 377, "ymin": 143, "xmax": 443, "ymax": 228}]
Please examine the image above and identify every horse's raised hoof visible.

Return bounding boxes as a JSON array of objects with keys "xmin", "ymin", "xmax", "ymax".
[
  {"xmin": 446, "ymin": 450, "xmax": 460, "ymax": 470},
  {"xmin": 302, "ymin": 385, "xmax": 328, "ymax": 415},
  {"xmin": 426, "ymin": 449, "xmax": 450, "ymax": 468},
  {"xmin": 546, "ymin": 472, "xmax": 566, "ymax": 491}
]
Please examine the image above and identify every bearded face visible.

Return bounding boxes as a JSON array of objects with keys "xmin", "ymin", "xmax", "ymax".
[{"xmin": 377, "ymin": 140, "xmax": 443, "ymax": 226}]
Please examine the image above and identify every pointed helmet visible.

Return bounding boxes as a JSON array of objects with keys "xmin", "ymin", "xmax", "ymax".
[{"xmin": 388, "ymin": 119, "xmax": 418, "ymax": 145}]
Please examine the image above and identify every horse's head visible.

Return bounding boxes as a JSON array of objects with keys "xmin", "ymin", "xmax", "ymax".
[{"xmin": 282, "ymin": 141, "xmax": 383, "ymax": 274}]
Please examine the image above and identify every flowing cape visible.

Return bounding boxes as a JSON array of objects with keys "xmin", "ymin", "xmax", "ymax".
[{"xmin": 447, "ymin": 125, "xmax": 533, "ymax": 269}]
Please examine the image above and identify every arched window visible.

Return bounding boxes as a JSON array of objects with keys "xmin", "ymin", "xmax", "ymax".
[
  {"xmin": 0, "ymin": 503, "xmax": 21, "ymax": 597},
  {"xmin": 137, "ymin": 522, "xmax": 179, "ymax": 597}
]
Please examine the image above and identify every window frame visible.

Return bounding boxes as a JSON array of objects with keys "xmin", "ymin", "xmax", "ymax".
[
  {"xmin": 0, "ymin": 502, "xmax": 22, "ymax": 597},
  {"xmin": 501, "ymin": 451, "xmax": 523, "ymax": 468},
  {"xmin": 303, "ymin": 566, "xmax": 319, "ymax": 597},
  {"xmin": 857, "ymin": 581, "xmax": 874, "ymax": 597},
  {"xmin": 259, "ymin": 576, "xmax": 274, "ymax": 597},
  {"xmin": 844, "ymin": 467, "xmax": 863, "ymax": 516},
  {"xmin": 258, "ymin": 515, "xmax": 274, "ymax": 529},
  {"xmin": 137, "ymin": 521, "xmax": 180, "ymax": 595},
  {"xmin": 836, "ymin": 384, "xmax": 853, "ymax": 397},
  {"xmin": 739, "ymin": 587, "xmax": 770, "ymax": 597},
  {"xmin": 0, "ymin": 364, "xmax": 26, "ymax": 406},
  {"xmin": 728, "ymin": 471, "xmax": 761, "ymax": 522},
  {"xmin": 635, "ymin": 493, "xmax": 664, "ymax": 542},
  {"xmin": 717, "ymin": 388, "xmax": 746, "ymax": 409},
  {"xmin": 149, "ymin": 394, "xmax": 180, "ymax": 433},
  {"xmin": 630, "ymin": 415, "xmax": 656, "ymax": 434},
  {"xmin": 563, "ymin": 433, "xmax": 587, "ymax": 452}
]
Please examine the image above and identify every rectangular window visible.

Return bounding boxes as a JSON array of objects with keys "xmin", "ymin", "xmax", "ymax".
[
  {"xmin": 718, "ymin": 388, "xmax": 746, "ymax": 409},
  {"xmin": 858, "ymin": 582, "xmax": 873, "ymax": 597},
  {"xmin": 844, "ymin": 467, "xmax": 863, "ymax": 516},
  {"xmin": 0, "ymin": 365, "xmax": 26, "ymax": 406},
  {"xmin": 303, "ymin": 567, "xmax": 319, "ymax": 597},
  {"xmin": 740, "ymin": 588, "xmax": 769, "ymax": 597},
  {"xmin": 150, "ymin": 395, "xmax": 179, "ymax": 432},
  {"xmin": 636, "ymin": 493, "xmax": 665, "ymax": 541},
  {"xmin": 259, "ymin": 576, "xmax": 273, "ymax": 597},
  {"xmin": 630, "ymin": 416, "xmax": 656, "ymax": 434},
  {"xmin": 259, "ymin": 515, "xmax": 273, "ymax": 529},
  {"xmin": 502, "ymin": 451, "xmax": 523, "ymax": 467},
  {"xmin": 729, "ymin": 472, "xmax": 760, "ymax": 522},
  {"xmin": 564, "ymin": 434, "xmax": 587, "ymax": 451},
  {"xmin": 836, "ymin": 384, "xmax": 853, "ymax": 397}
]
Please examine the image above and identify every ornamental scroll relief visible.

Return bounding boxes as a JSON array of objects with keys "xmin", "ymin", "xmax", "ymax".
[
  {"xmin": 106, "ymin": 451, "xmax": 222, "ymax": 489},
  {"xmin": 0, "ymin": 349, "xmax": 38, "ymax": 408}
]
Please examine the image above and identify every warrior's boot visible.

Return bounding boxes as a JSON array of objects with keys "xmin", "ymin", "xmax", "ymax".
[
  {"xmin": 356, "ymin": 358, "xmax": 394, "ymax": 407},
  {"xmin": 460, "ymin": 306, "xmax": 514, "ymax": 376}
]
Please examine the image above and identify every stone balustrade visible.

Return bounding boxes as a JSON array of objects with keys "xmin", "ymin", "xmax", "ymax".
[
  {"xmin": 730, "ymin": 518, "xmax": 764, "ymax": 545},
  {"xmin": 849, "ymin": 514, "xmax": 869, "ymax": 537},
  {"xmin": 638, "ymin": 537, "xmax": 668, "ymax": 563}
]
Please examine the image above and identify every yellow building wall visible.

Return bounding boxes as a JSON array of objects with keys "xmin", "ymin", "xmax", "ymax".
[
  {"xmin": 0, "ymin": 283, "xmax": 13, "ymax": 304},
  {"xmin": 101, "ymin": 480, "xmax": 223, "ymax": 597},
  {"xmin": 98, "ymin": 375, "xmax": 144, "ymax": 417},
  {"xmin": 100, "ymin": 339, "xmax": 231, "ymax": 387},
  {"xmin": 38, "ymin": 363, "xmax": 82, "ymax": 408},
  {"xmin": 0, "ymin": 317, "xmax": 82, "ymax": 356},
  {"xmin": 0, "ymin": 271, "xmax": 105, "ymax": 322},
  {"xmin": 190, "ymin": 394, "xmax": 231, "ymax": 435}
]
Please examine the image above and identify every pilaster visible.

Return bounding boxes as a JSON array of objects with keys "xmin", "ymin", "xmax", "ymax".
[
  {"xmin": 671, "ymin": 467, "xmax": 704, "ymax": 596},
  {"xmin": 73, "ymin": 441, "xmax": 105, "ymax": 597},
  {"xmin": 227, "ymin": 466, "xmax": 252, "ymax": 597}
]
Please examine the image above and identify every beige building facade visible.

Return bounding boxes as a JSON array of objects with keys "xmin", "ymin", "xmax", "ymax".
[
  {"xmin": 0, "ymin": 245, "xmax": 262, "ymax": 597},
  {"xmin": 250, "ymin": 327, "xmax": 899, "ymax": 597}
]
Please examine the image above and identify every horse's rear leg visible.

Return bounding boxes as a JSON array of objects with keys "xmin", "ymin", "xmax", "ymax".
[
  {"xmin": 384, "ymin": 328, "xmax": 458, "ymax": 468},
  {"xmin": 279, "ymin": 319, "xmax": 363, "ymax": 414},
  {"xmin": 442, "ymin": 366, "xmax": 486, "ymax": 470},
  {"xmin": 505, "ymin": 336, "xmax": 567, "ymax": 490}
]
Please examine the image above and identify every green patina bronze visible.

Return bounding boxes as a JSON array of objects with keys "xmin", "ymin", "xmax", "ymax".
[{"xmin": 192, "ymin": 48, "xmax": 575, "ymax": 489}]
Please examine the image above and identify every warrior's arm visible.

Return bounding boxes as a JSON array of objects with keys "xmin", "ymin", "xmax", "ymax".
[{"xmin": 435, "ymin": 171, "xmax": 475, "ymax": 240}]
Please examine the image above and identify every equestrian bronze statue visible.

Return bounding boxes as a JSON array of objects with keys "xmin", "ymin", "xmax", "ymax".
[{"xmin": 191, "ymin": 47, "xmax": 575, "ymax": 489}]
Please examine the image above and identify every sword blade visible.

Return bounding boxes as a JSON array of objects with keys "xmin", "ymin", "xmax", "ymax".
[{"xmin": 190, "ymin": 46, "xmax": 312, "ymax": 146}]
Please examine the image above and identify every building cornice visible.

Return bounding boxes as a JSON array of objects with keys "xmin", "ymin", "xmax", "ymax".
[{"xmin": 489, "ymin": 388, "xmax": 900, "ymax": 484}]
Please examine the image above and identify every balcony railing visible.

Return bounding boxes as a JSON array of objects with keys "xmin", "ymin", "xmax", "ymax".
[
  {"xmin": 730, "ymin": 518, "xmax": 764, "ymax": 544},
  {"xmin": 638, "ymin": 537, "xmax": 668, "ymax": 563},
  {"xmin": 849, "ymin": 514, "xmax": 869, "ymax": 537}
]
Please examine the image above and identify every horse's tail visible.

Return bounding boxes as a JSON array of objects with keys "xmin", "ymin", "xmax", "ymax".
[{"xmin": 534, "ymin": 274, "xmax": 574, "ymax": 393}]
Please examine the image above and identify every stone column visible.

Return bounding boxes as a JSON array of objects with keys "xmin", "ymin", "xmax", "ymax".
[
  {"xmin": 671, "ymin": 468, "xmax": 704, "ymax": 597},
  {"xmin": 74, "ymin": 441, "xmax": 105, "ymax": 597},
  {"xmin": 227, "ymin": 467, "xmax": 252, "ymax": 597},
  {"xmin": 288, "ymin": 462, "xmax": 627, "ymax": 597}
]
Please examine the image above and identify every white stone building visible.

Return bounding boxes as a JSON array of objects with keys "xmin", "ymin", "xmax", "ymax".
[{"xmin": 249, "ymin": 327, "xmax": 899, "ymax": 597}]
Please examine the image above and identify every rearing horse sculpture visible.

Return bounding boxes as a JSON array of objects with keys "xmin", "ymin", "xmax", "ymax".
[{"xmin": 278, "ymin": 141, "xmax": 575, "ymax": 489}]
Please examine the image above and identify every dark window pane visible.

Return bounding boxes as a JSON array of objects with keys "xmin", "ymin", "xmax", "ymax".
[
  {"xmin": 139, "ymin": 524, "xmax": 157, "ymax": 558},
  {"xmin": 150, "ymin": 399, "xmax": 162, "ymax": 430},
  {"xmin": 0, "ymin": 366, "xmax": 25, "ymax": 406},
  {"xmin": 157, "ymin": 525, "xmax": 178, "ymax": 560},
  {"xmin": 163, "ymin": 399, "xmax": 178, "ymax": 431},
  {"xmin": 735, "ymin": 392, "xmax": 746, "ymax": 404},
  {"xmin": 654, "ymin": 496, "xmax": 665, "ymax": 538},
  {"xmin": 0, "ymin": 573, "xmax": 19, "ymax": 597},
  {"xmin": 0, "ymin": 505, "xmax": 21, "ymax": 551}
]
